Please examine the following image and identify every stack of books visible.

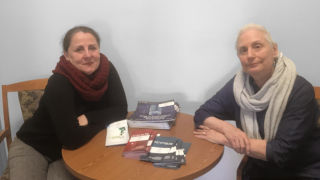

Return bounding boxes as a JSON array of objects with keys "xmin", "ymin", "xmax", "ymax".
[
  {"xmin": 140, "ymin": 136, "xmax": 191, "ymax": 169},
  {"xmin": 127, "ymin": 100, "xmax": 180, "ymax": 130},
  {"xmin": 122, "ymin": 129, "xmax": 158, "ymax": 160}
]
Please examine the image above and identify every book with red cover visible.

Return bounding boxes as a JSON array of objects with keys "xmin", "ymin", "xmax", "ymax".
[{"xmin": 122, "ymin": 129, "xmax": 158, "ymax": 160}]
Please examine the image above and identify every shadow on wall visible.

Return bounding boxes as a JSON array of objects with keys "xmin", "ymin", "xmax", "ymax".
[
  {"xmin": 86, "ymin": 21, "xmax": 241, "ymax": 115},
  {"xmin": 89, "ymin": 21, "xmax": 138, "ymax": 113},
  {"xmin": 134, "ymin": 92, "xmax": 198, "ymax": 115},
  {"xmin": 202, "ymin": 65, "xmax": 240, "ymax": 108},
  {"xmin": 132, "ymin": 56, "xmax": 238, "ymax": 115},
  {"xmin": 121, "ymin": 64, "xmax": 239, "ymax": 115},
  {"xmin": 105, "ymin": 43, "xmax": 137, "ymax": 113}
]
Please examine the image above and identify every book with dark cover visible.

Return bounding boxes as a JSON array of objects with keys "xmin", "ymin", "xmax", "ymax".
[
  {"xmin": 141, "ymin": 136, "xmax": 180, "ymax": 163},
  {"xmin": 153, "ymin": 142, "xmax": 191, "ymax": 169},
  {"xmin": 127, "ymin": 100, "xmax": 180, "ymax": 130},
  {"xmin": 122, "ymin": 129, "xmax": 158, "ymax": 160},
  {"xmin": 140, "ymin": 136, "xmax": 191, "ymax": 169}
]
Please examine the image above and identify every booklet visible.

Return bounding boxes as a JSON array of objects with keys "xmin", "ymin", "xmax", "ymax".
[{"xmin": 105, "ymin": 119, "xmax": 129, "ymax": 146}]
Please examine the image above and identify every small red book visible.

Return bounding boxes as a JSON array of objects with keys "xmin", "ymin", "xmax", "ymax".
[{"xmin": 122, "ymin": 129, "xmax": 158, "ymax": 160}]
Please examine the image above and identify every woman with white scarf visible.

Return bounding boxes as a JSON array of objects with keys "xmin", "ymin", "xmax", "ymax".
[{"xmin": 194, "ymin": 24, "xmax": 320, "ymax": 179}]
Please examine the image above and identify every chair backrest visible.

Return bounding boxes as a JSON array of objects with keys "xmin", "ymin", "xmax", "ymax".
[
  {"xmin": 0, "ymin": 78, "xmax": 48, "ymax": 150},
  {"xmin": 236, "ymin": 86, "xmax": 320, "ymax": 180},
  {"xmin": 315, "ymin": 86, "xmax": 320, "ymax": 101},
  {"xmin": 315, "ymin": 86, "xmax": 320, "ymax": 126}
]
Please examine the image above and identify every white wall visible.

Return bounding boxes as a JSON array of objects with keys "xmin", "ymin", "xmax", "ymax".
[{"xmin": 1, "ymin": 0, "xmax": 320, "ymax": 179}]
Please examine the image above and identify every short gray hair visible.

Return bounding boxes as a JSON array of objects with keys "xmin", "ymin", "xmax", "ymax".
[{"xmin": 235, "ymin": 23, "xmax": 276, "ymax": 50}]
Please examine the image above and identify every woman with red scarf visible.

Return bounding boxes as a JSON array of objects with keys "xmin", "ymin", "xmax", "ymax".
[{"xmin": 8, "ymin": 26, "xmax": 128, "ymax": 179}]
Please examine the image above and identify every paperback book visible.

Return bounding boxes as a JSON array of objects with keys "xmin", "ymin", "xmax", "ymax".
[
  {"xmin": 127, "ymin": 100, "xmax": 180, "ymax": 130},
  {"xmin": 122, "ymin": 129, "xmax": 158, "ymax": 160},
  {"xmin": 140, "ymin": 136, "xmax": 191, "ymax": 169}
]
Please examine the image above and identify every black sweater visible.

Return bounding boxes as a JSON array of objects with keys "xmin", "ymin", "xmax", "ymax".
[
  {"xmin": 17, "ymin": 62, "xmax": 128, "ymax": 161},
  {"xmin": 194, "ymin": 75, "xmax": 320, "ymax": 178}
]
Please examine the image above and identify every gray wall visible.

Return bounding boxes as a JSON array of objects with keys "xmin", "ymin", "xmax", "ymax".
[{"xmin": 1, "ymin": 0, "xmax": 320, "ymax": 179}]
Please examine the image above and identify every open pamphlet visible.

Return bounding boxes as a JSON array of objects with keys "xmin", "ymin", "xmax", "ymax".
[{"xmin": 105, "ymin": 119, "xmax": 129, "ymax": 146}]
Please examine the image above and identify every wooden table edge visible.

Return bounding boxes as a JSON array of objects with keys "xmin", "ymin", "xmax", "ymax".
[{"xmin": 62, "ymin": 112, "xmax": 225, "ymax": 180}]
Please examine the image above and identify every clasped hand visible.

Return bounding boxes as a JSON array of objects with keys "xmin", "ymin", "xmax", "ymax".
[
  {"xmin": 193, "ymin": 125, "xmax": 251, "ymax": 155},
  {"xmin": 77, "ymin": 114, "xmax": 88, "ymax": 126}
]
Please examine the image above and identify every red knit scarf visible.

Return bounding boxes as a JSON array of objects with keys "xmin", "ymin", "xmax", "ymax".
[{"xmin": 53, "ymin": 53, "xmax": 110, "ymax": 101}]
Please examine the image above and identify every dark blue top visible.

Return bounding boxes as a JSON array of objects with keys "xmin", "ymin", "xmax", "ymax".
[{"xmin": 194, "ymin": 75, "xmax": 320, "ymax": 178}]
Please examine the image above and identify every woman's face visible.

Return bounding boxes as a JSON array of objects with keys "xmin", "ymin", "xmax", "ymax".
[
  {"xmin": 236, "ymin": 29, "xmax": 278, "ymax": 79},
  {"xmin": 64, "ymin": 32, "xmax": 100, "ymax": 75}
]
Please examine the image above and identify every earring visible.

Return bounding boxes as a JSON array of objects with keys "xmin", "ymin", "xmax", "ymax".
[{"xmin": 273, "ymin": 57, "xmax": 278, "ymax": 67}]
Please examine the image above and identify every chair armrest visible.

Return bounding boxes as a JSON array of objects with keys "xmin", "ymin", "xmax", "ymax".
[
  {"xmin": 237, "ymin": 155, "xmax": 248, "ymax": 180},
  {"xmin": 0, "ymin": 129, "xmax": 8, "ymax": 143}
]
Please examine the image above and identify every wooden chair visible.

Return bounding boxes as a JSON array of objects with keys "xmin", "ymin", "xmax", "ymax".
[
  {"xmin": 315, "ymin": 86, "xmax": 320, "ymax": 127},
  {"xmin": 236, "ymin": 86, "xmax": 320, "ymax": 180},
  {"xmin": 315, "ymin": 86, "xmax": 320, "ymax": 103},
  {"xmin": 0, "ymin": 78, "xmax": 48, "ymax": 179}
]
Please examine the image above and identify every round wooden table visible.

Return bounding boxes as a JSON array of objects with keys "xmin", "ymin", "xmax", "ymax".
[{"xmin": 62, "ymin": 113, "xmax": 224, "ymax": 180}]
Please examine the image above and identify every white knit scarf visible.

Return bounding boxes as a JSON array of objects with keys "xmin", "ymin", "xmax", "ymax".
[{"xmin": 233, "ymin": 53, "xmax": 296, "ymax": 140}]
